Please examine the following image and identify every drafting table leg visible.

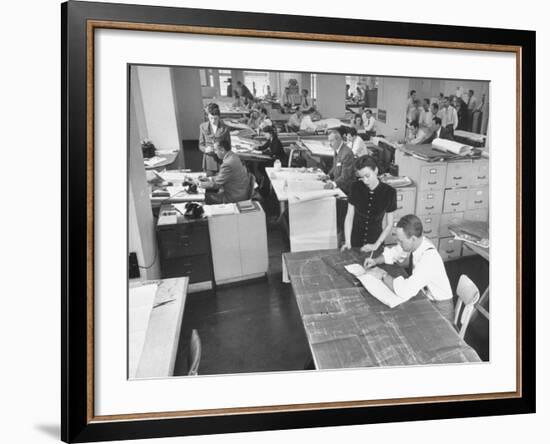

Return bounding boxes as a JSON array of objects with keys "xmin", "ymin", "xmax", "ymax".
[{"xmin": 282, "ymin": 254, "xmax": 290, "ymax": 283}]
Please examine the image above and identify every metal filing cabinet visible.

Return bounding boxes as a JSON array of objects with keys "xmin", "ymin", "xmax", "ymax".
[
  {"xmin": 387, "ymin": 185, "xmax": 417, "ymax": 245},
  {"xmin": 395, "ymin": 150, "xmax": 489, "ymax": 261},
  {"xmin": 156, "ymin": 205, "xmax": 215, "ymax": 291}
]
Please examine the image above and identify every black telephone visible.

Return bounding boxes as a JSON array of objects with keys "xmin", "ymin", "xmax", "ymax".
[{"xmin": 184, "ymin": 202, "xmax": 204, "ymax": 219}]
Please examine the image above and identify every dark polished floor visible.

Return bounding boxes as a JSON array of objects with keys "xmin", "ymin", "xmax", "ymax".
[{"xmin": 173, "ymin": 141, "xmax": 490, "ymax": 376}]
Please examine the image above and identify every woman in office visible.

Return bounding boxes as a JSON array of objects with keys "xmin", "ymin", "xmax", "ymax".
[
  {"xmin": 258, "ymin": 126, "xmax": 287, "ymax": 165},
  {"xmin": 351, "ymin": 113, "xmax": 364, "ymax": 131},
  {"xmin": 341, "ymin": 155, "xmax": 397, "ymax": 254}
]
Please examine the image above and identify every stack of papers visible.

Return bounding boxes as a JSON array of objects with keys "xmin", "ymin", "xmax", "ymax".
[
  {"xmin": 203, "ymin": 204, "xmax": 237, "ymax": 216},
  {"xmin": 144, "ymin": 156, "xmax": 165, "ymax": 167},
  {"xmin": 357, "ymin": 274, "xmax": 405, "ymax": 308},
  {"xmin": 344, "ymin": 264, "xmax": 405, "ymax": 308}
]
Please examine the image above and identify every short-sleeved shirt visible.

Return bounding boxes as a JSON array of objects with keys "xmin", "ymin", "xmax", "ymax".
[{"xmin": 348, "ymin": 181, "xmax": 397, "ymax": 247}]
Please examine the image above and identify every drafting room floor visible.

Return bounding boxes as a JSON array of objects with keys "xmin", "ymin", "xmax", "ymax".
[{"xmin": 171, "ymin": 142, "xmax": 490, "ymax": 376}]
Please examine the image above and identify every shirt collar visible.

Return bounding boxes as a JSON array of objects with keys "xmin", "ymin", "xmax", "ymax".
[{"xmin": 412, "ymin": 237, "xmax": 435, "ymax": 260}]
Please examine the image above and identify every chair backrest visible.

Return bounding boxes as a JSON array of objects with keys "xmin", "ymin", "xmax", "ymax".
[
  {"xmin": 248, "ymin": 172, "xmax": 257, "ymax": 200},
  {"xmin": 454, "ymin": 275, "xmax": 481, "ymax": 339},
  {"xmin": 188, "ymin": 329, "xmax": 201, "ymax": 376}
]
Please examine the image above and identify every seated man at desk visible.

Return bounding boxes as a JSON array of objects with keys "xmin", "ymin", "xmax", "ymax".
[
  {"xmin": 346, "ymin": 127, "xmax": 369, "ymax": 157},
  {"xmin": 364, "ymin": 214, "xmax": 455, "ymax": 323},
  {"xmin": 423, "ymin": 117, "xmax": 453, "ymax": 144},
  {"xmin": 363, "ymin": 109, "xmax": 376, "ymax": 137},
  {"xmin": 287, "ymin": 109, "xmax": 303, "ymax": 132},
  {"xmin": 405, "ymin": 120, "xmax": 429, "ymax": 145},
  {"xmin": 323, "ymin": 128, "xmax": 355, "ymax": 196},
  {"xmin": 199, "ymin": 139, "xmax": 250, "ymax": 204}
]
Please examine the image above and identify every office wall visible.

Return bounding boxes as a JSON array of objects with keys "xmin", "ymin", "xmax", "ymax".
[
  {"xmin": 135, "ymin": 66, "xmax": 180, "ymax": 150},
  {"xmin": 375, "ymin": 77, "xmax": 409, "ymax": 140},
  {"xmin": 171, "ymin": 67, "xmax": 204, "ymax": 143},
  {"xmin": 316, "ymin": 74, "xmax": 346, "ymax": 118},
  {"xmin": 128, "ymin": 91, "xmax": 160, "ymax": 281}
]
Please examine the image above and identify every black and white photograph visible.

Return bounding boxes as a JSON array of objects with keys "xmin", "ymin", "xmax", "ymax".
[{"xmin": 128, "ymin": 65, "xmax": 490, "ymax": 379}]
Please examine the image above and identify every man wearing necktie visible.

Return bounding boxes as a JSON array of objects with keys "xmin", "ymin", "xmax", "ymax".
[{"xmin": 363, "ymin": 214, "xmax": 455, "ymax": 324}]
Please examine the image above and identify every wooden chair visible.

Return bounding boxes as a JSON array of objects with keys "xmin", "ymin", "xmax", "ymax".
[
  {"xmin": 188, "ymin": 329, "xmax": 201, "ymax": 376},
  {"xmin": 454, "ymin": 275, "xmax": 481, "ymax": 339}
]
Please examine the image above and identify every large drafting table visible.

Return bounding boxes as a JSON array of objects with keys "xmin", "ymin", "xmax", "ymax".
[
  {"xmin": 283, "ymin": 249, "xmax": 481, "ymax": 369},
  {"xmin": 129, "ymin": 278, "xmax": 188, "ymax": 379}
]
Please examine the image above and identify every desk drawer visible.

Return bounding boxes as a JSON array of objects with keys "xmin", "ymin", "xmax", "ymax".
[
  {"xmin": 464, "ymin": 208, "xmax": 489, "ymax": 223},
  {"xmin": 394, "ymin": 188, "xmax": 416, "ymax": 217},
  {"xmin": 157, "ymin": 224, "xmax": 209, "ymax": 259},
  {"xmin": 467, "ymin": 187, "xmax": 489, "ymax": 210},
  {"xmin": 418, "ymin": 214, "xmax": 440, "ymax": 239},
  {"xmin": 438, "ymin": 237, "xmax": 463, "ymax": 261},
  {"xmin": 416, "ymin": 190, "xmax": 443, "ymax": 215},
  {"xmin": 443, "ymin": 188, "xmax": 468, "ymax": 213},
  {"xmin": 440, "ymin": 212, "xmax": 464, "ymax": 237},
  {"xmin": 161, "ymin": 254, "xmax": 213, "ymax": 283},
  {"xmin": 472, "ymin": 160, "xmax": 489, "ymax": 186},
  {"xmin": 419, "ymin": 165, "xmax": 447, "ymax": 190},
  {"xmin": 445, "ymin": 162, "xmax": 472, "ymax": 188}
]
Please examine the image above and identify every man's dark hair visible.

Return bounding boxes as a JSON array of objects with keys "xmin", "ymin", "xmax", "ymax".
[
  {"xmin": 348, "ymin": 126, "xmax": 358, "ymax": 137},
  {"xmin": 397, "ymin": 214, "xmax": 423, "ymax": 238},
  {"xmin": 409, "ymin": 120, "xmax": 419, "ymax": 129},
  {"xmin": 433, "ymin": 116, "xmax": 442, "ymax": 126},
  {"xmin": 365, "ymin": 109, "xmax": 373, "ymax": 115},
  {"xmin": 205, "ymin": 102, "xmax": 220, "ymax": 116},
  {"xmin": 354, "ymin": 155, "xmax": 378, "ymax": 172},
  {"xmin": 423, "ymin": 98, "xmax": 430, "ymax": 106},
  {"xmin": 328, "ymin": 127, "xmax": 345, "ymax": 138},
  {"xmin": 215, "ymin": 137, "xmax": 231, "ymax": 151},
  {"xmin": 260, "ymin": 107, "xmax": 269, "ymax": 116},
  {"xmin": 469, "ymin": 89, "xmax": 474, "ymax": 95},
  {"xmin": 410, "ymin": 90, "xmax": 416, "ymax": 96},
  {"xmin": 432, "ymin": 102, "xmax": 439, "ymax": 112}
]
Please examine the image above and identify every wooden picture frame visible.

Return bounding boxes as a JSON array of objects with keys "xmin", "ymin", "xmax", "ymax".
[{"xmin": 62, "ymin": 1, "xmax": 535, "ymax": 442}]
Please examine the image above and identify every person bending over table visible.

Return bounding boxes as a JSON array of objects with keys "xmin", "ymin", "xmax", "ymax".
[
  {"xmin": 199, "ymin": 139, "xmax": 250, "ymax": 204},
  {"xmin": 346, "ymin": 127, "xmax": 369, "ymax": 157},
  {"xmin": 199, "ymin": 103, "xmax": 231, "ymax": 177},
  {"xmin": 322, "ymin": 128, "xmax": 355, "ymax": 196},
  {"xmin": 363, "ymin": 109, "xmax": 376, "ymax": 138},
  {"xmin": 341, "ymin": 155, "xmax": 396, "ymax": 255},
  {"xmin": 287, "ymin": 109, "xmax": 303, "ymax": 132},
  {"xmin": 363, "ymin": 214, "xmax": 455, "ymax": 324}
]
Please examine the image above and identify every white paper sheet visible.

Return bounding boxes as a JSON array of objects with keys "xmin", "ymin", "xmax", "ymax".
[
  {"xmin": 357, "ymin": 274, "xmax": 405, "ymax": 308},
  {"xmin": 128, "ymin": 284, "xmax": 157, "ymax": 379}
]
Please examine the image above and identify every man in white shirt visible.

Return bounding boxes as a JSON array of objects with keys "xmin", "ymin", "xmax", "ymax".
[
  {"xmin": 364, "ymin": 214, "xmax": 455, "ymax": 323},
  {"xmin": 346, "ymin": 127, "xmax": 369, "ymax": 157},
  {"xmin": 441, "ymin": 97, "xmax": 458, "ymax": 135},
  {"xmin": 418, "ymin": 99, "xmax": 433, "ymax": 128},
  {"xmin": 363, "ymin": 109, "xmax": 376, "ymax": 136},
  {"xmin": 287, "ymin": 109, "xmax": 303, "ymax": 132}
]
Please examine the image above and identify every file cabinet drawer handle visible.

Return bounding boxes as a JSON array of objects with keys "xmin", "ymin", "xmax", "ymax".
[
  {"xmin": 424, "ymin": 229, "xmax": 432, "ymax": 234},
  {"xmin": 477, "ymin": 175, "xmax": 487, "ymax": 179},
  {"xmin": 451, "ymin": 202, "xmax": 460, "ymax": 206},
  {"xmin": 452, "ymin": 176, "xmax": 463, "ymax": 180},
  {"xmin": 425, "ymin": 205, "xmax": 435, "ymax": 210},
  {"xmin": 474, "ymin": 200, "xmax": 483, "ymax": 204},
  {"xmin": 446, "ymin": 249, "xmax": 455, "ymax": 254},
  {"xmin": 397, "ymin": 205, "xmax": 403, "ymax": 210},
  {"xmin": 427, "ymin": 181, "xmax": 437, "ymax": 185}
]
